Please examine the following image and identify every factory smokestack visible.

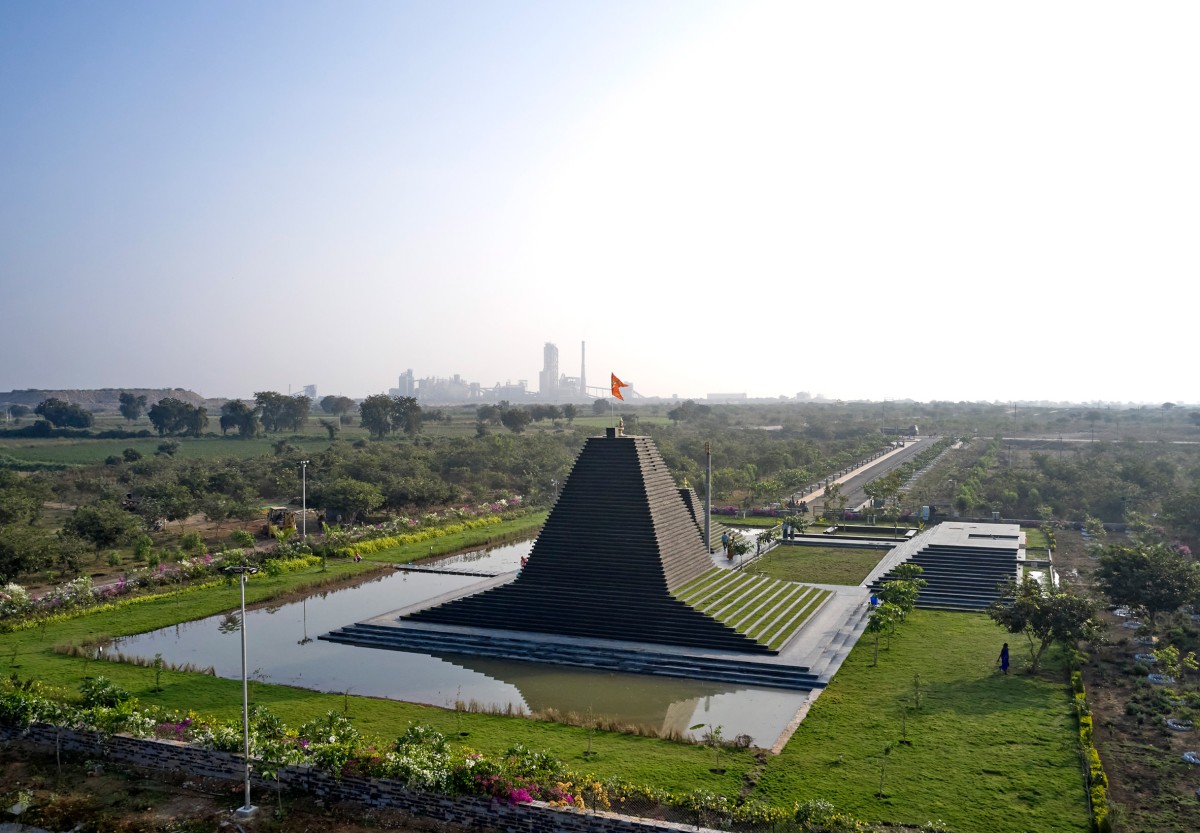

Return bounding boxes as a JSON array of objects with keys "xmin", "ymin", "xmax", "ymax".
[{"xmin": 580, "ymin": 341, "xmax": 586, "ymax": 399}]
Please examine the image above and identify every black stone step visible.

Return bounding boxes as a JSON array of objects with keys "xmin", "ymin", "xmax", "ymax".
[{"xmin": 319, "ymin": 623, "xmax": 819, "ymax": 690}]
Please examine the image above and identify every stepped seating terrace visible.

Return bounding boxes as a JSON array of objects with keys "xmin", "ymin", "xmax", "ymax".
[{"xmin": 869, "ymin": 522, "xmax": 1022, "ymax": 612}]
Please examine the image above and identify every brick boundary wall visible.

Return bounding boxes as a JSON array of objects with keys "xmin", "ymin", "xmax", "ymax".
[{"xmin": 0, "ymin": 723, "xmax": 721, "ymax": 833}]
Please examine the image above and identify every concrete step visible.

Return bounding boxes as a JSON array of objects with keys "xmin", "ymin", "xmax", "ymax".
[{"xmin": 319, "ymin": 623, "xmax": 821, "ymax": 690}]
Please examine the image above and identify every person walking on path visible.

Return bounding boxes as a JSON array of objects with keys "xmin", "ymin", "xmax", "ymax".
[{"xmin": 997, "ymin": 643, "xmax": 1010, "ymax": 675}]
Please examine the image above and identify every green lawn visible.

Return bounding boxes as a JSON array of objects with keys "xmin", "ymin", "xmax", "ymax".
[
  {"xmin": 752, "ymin": 546, "xmax": 889, "ymax": 585},
  {"xmin": 1024, "ymin": 528, "xmax": 1050, "ymax": 549},
  {"xmin": 753, "ymin": 610, "xmax": 1089, "ymax": 833}
]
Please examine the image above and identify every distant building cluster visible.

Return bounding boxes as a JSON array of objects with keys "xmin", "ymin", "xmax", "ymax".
[{"xmin": 389, "ymin": 341, "xmax": 600, "ymax": 405}]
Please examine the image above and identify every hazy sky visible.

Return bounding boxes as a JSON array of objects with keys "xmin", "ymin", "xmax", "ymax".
[{"xmin": 2, "ymin": 1, "xmax": 1196, "ymax": 404}]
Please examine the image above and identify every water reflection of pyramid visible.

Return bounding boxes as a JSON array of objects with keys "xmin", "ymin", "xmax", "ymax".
[
  {"xmin": 444, "ymin": 653, "xmax": 734, "ymax": 736},
  {"xmin": 407, "ymin": 429, "xmax": 770, "ymax": 653}
]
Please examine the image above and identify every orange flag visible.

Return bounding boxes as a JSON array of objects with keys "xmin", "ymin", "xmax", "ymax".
[{"xmin": 611, "ymin": 373, "xmax": 629, "ymax": 400}]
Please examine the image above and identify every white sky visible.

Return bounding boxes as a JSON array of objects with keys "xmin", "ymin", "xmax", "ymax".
[{"xmin": 1, "ymin": 1, "xmax": 1196, "ymax": 404}]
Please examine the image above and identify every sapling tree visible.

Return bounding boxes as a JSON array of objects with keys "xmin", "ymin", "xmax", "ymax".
[
  {"xmin": 689, "ymin": 723, "xmax": 725, "ymax": 770},
  {"xmin": 1152, "ymin": 644, "xmax": 1198, "ymax": 683},
  {"xmin": 865, "ymin": 603, "xmax": 900, "ymax": 665},
  {"xmin": 726, "ymin": 531, "xmax": 752, "ymax": 563},
  {"xmin": 151, "ymin": 653, "xmax": 165, "ymax": 692},
  {"xmin": 877, "ymin": 742, "xmax": 893, "ymax": 798}
]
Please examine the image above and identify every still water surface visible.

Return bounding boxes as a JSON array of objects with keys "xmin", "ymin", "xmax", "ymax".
[{"xmin": 111, "ymin": 540, "xmax": 808, "ymax": 745}]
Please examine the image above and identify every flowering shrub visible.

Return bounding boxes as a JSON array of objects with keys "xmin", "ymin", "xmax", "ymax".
[
  {"xmin": 794, "ymin": 799, "xmax": 871, "ymax": 832},
  {"xmin": 0, "ymin": 583, "xmax": 31, "ymax": 618}
]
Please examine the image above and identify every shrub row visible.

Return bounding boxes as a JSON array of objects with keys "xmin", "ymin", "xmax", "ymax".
[
  {"xmin": 1072, "ymin": 671, "xmax": 1111, "ymax": 833},
  {"xmin": 335, "ymin": 515, "xmax": 505, "ymax": 557}
]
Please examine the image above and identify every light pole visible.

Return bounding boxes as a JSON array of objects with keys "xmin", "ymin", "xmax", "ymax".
[
  {"xmin": 300, "ymin": 460, "xmax": 310, "ymax": 540},
  {"xmin": 224, "ymin": 564, "xmax": 259, "ymax": 818}
]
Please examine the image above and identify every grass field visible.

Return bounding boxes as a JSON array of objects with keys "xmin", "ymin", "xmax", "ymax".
[
  {"xmin": 753, "ymin": 610, "xmax": 1090, "ymax": 833},
  {"xmin": 752, "ymin": 545, "xmax": 889, "ymax": 585}
]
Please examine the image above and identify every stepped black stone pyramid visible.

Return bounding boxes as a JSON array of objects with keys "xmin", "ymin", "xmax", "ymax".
[{"xmin": 406, "ymin": 429, "xmax": 771, "ymax": 653}]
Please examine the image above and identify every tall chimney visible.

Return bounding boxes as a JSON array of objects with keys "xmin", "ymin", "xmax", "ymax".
[{"xmin": 580, "ymin": 341, "xmax": 586, "ymax": 399}]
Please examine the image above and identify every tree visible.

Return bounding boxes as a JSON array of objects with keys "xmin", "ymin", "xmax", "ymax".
[
  {"xmin": 988, "ymin": 577, "xmax": 1104, "ymax": 672},
  {"xmin": 667, "ymin": 400, "xmax": 712, "ymax": 423},
  {"xmin": 823, "ymin": 481, "xmax": 848, "ymax": 521},
  {"xmin": 783, "ymin": 514, "xmax": 809, "ymax": 538},
  {"xmin": 476, "ymin": 404, "xmax": 502, "ymax": 426},
  {"xmin": 865, "ymin": 602, "xmax": 901, "ymax": 666},
  {"xmin": 561, "ymin": 404, "xmax": 578, "ymax": 423},
  {"xmin": 220, "ymin": 400, "xmax": 261, "ymax": 437},
  {"xmin": 359, "ymin": 394, "xmax": 421, "ymax": 439},
  {"xmin": 0, "ymin": 525, "xmax": 55, "ymax": 582},
  {"xmin": 148, "ymin": 398, "xmax": 207, "ymax": 437},
  {"xmin": 0, "ymin": 470, "xmax": 49, "ymax": 526},
  {"xmin": 358, "ymin": 394, "xmax": 394, "ymax": 439},
  {"xmin": 254, "ymin": 392, "xmax": 311, "ymax": 433},
  {"xmin": 877, "ymin": 580, "xmax": 919, "ymax": 628},
  {"xmin": 315, "ymin": 477, "xmax": 385, "ymax": 522},
  {"xmin": 318, "ymin": 418, "xmax": 340, "ymax": 441},
  {"xmin": 118, "ymin": 392, "xmax": 148, "ymax": 422},
  {"xmin": 64, "ymin": 501, "xmax": 143, "ymax": 551},
  {"xmin": 501, "ymin": 408, "xmax": 532, "ymax": 434},
  {"xmin": 528, "ymin": 404, "xmax": 560, "ymax": 423},
  {"xmin": 282, "ymin": 395, "xmax": 313, "ymax": 432},
  {"xmin": 877, "ymin": 564, "xmax": 926, "ymax": 627},
  {"xmin": 135, "ymin": 483, "xmax": 198, "ymax": 530},
  {"xmin": 320, "ymin": 395, "xmax": 356, "ymax": 416},
  {"xmin": 34, "ymin": 397, "xmax": 94, "ymax": 429},
  {"xmin": 1093, "ymin": 543, "xmax": 1200, "ymax": 627},
  {"xmin": 394, "ymin": 396, "xmax": 421, "ymax": 437}
]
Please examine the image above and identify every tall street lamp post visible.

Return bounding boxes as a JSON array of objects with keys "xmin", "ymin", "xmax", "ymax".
[
  {"xmin": 300, "ymin": 460, "xmax": 310, "ymax": 540},
  {"xmin": 224, "ymin": 564, "xmax": 259, "ymax": 818}
]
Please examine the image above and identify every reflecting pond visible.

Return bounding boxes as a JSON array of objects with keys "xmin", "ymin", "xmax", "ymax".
[{"xmin": 111, "ymin": 540, "xmax": 809, "ymax": 746}]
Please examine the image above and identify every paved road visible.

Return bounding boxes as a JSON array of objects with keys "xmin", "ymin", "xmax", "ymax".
[{"xmin": 788, "ymin": 435, "xmax": 941, "ymax": 517}]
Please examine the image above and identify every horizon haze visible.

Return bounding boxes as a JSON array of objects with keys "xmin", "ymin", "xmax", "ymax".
[{"xmin": 2, "ymin": 2, "xmax": 1196, "ymax": 405}]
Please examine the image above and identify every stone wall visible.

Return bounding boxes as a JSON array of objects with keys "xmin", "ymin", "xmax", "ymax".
[{"xmin": 0, "ymin": 723, "xmax": 713, "ymax": 833}]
